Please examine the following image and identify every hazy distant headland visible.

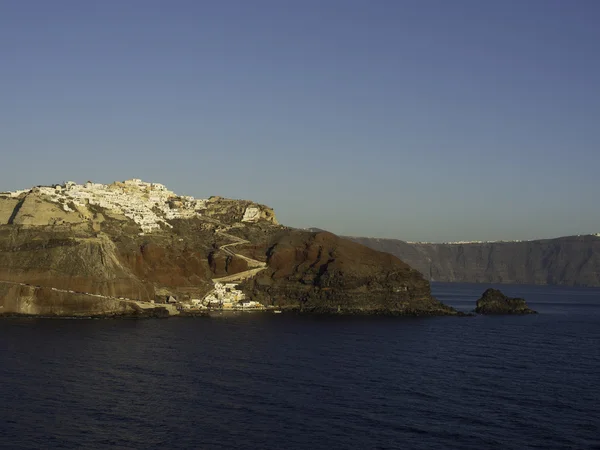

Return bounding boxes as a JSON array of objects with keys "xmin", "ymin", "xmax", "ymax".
[{"xmin": 347, "ymin": 234, "xmax": 600, "ymax": 287}]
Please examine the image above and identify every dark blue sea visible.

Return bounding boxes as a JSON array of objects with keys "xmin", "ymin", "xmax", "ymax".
[{"xmin": 1, "ymin": 283, "xmax": 599, "ymax": 449}]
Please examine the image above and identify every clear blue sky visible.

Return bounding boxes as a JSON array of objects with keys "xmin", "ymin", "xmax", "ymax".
[{"xmin": 1, "ymin": 0, "xmax": 599, "ymax": 242}]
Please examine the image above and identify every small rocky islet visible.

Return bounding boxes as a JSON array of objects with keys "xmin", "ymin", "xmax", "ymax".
[{"xmin": 474, "ymin": 288, "xmax": 537, "ymax": 315}]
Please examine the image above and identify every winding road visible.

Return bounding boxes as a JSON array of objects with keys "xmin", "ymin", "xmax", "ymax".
[{"xmin": 204, "ymin": 229, "xmax": 268, "ymax": 292}]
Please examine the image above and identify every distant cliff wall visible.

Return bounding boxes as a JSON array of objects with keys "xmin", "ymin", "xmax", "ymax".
[{"xmin": 348, "ymin": 235, "xmax": 600, "ymax": 287}]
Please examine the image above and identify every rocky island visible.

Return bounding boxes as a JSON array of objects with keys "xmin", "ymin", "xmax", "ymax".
[
  {"xmin": 0, "ymin": 179, "xmax": 457, "ymax": 317},
  {"xmin": 474, "ymin": 288, "xmax": 537, "ymax": 315}
]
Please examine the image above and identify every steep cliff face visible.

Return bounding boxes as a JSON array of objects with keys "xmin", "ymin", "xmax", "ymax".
[
  {"xmin": 348, "ymin": 235, "xmax": 600, "ymax": 286},
  {"xmin": 0, "ymin": 227, "xmax": 147, "ymax": 297},
  {"xmin": 0, "ymin": 198, "xmax": 19, "ymax": 224}
]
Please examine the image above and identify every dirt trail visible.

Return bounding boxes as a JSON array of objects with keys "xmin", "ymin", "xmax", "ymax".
[{"xmin": 204, "ymin": 229, "xmax": 268, "ymax": 293}]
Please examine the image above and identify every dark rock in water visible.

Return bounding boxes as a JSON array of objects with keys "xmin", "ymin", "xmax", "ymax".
[{"xmin": 475, "ymin": 288, "xmax": 537, "ymax": 315}]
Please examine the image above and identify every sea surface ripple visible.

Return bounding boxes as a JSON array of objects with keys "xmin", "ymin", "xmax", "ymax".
[{"xmin": 1, "ymin": 283, "xmax": 599, "ymax": 449}]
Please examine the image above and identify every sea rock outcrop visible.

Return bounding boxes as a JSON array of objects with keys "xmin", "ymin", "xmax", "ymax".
[{"xmin": 474, "ymin": 288, "xmax": 537, "ymax": 315}]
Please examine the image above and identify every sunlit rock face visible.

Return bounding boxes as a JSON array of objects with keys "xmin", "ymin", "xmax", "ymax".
[{"xmin": 0, "ymin": 179, "xmax": 278, "ymax": 232}]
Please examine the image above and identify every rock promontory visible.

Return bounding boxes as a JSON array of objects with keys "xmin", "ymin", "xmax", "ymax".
[
  {"xmin": 474, "ymin": 288, "xmax": 537, "ymax": 315},
  {"xmin": 241, "ymin": 230, "xmax": 457, "ymax": 315},
  {"xmin": 0, "ymin": 179, "xmax": 457, "ymax": 317}
]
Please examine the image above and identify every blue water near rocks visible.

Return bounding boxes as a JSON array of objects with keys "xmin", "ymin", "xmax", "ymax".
[{"xmin": 1, "ymin": 283, "xmax": 600, "ymax": 449}]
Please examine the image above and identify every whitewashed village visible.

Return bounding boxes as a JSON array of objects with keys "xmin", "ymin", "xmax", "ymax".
[
  {"xmin": 6, "ymin": 178, "xmax": 207, "ymax": 233},
  {"xmin": 0, "ymin": 179, "xmax": 272, "ymax": 315}
]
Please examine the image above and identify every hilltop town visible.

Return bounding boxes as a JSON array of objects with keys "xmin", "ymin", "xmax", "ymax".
[{"xmin": 1, "ymin": 179, "xmax": 270, "ymax": 234}]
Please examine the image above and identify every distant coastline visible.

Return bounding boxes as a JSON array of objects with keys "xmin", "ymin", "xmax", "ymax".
[{"xmin": 348, "ymin": 234, "xmax": 600, "ymax": 287}]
